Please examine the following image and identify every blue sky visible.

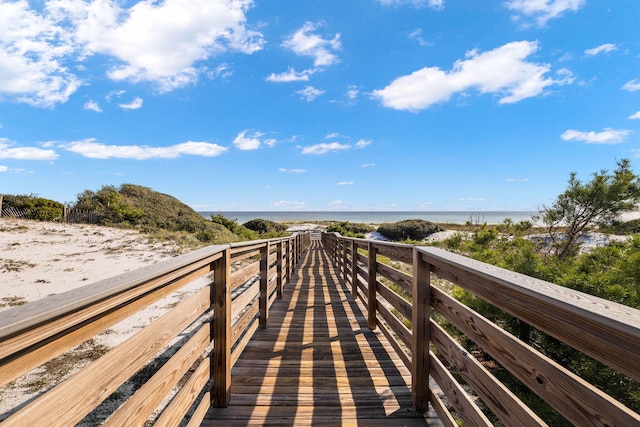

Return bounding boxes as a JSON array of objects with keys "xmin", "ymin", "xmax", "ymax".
[{"xmin": 1, "ymin": 0, "xmax": 640, "ymax": 212}]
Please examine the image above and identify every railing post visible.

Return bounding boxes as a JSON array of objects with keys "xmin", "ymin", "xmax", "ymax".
[
  {"xmin": 276, "ymin": 240, "xmax": 283, "ymax": 299},
  {"xmin": 334, "ymin": 236, "xmax": 338, "ymax": 264},
  {"xmin": 288, "ymin": 238, "xmax": 293, "ymax": 280},
  {"xmin": 412, "ymin": 248, "xmax": 431, "ymax": 411},
  {"xmin": 212, "ymin": 247, "xmax": 231, "ymax": 408},
  {"xmin": 342, "ymin": 238, "xmax": 348, "ymax": 284},
  {"xmin": 367, "ymin": 242, "xmax": 378, "ymax": 331},
  {"xmin": 351, "ymin": 240, "xmax": 358, "ymax": 298},
  {"xmin": 260, "ymin": 241, "xmax": 270, "ymax": 329}
]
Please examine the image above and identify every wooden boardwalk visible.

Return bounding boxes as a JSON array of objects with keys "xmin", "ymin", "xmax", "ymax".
[{"xmin": 204, "ymin": 242, "xmax": 440, "ymax": 426}]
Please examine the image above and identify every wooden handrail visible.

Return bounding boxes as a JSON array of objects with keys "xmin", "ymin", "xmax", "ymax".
[
  {"xmin": 322, "ymin": 232, "xmax": 640, "ymax": 426},
  {"xmin": 5, "ymin": 226, "xmax": 637, "ymax": 426},
  {"xmin": 0, "ymin": 232, "xmax": 310, "ymax": 426}
]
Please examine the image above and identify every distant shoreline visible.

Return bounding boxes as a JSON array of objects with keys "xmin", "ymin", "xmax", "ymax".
[{"xmin": 200, "ymin": 211, "xmax": 540, "ymax": 225}]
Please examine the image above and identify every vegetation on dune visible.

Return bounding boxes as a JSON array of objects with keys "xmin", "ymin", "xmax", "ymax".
[
  {"xmin": 0, "ymin": 194, "xmax": 64, "ymax": 221},
  {"xmin": 377, "ymin": 219, "xmax": 444, "ymax": 241},
  {"xmin": 210, "ymin": 215, "xmax": 290, "ymax": 240},
  {"xmin": 439, "ymin": 222, "xmax": 640, "ymax": 424},
  {"xmin": 72, "ymin": 184, "xmax": 238, "ymax": 243},
  {"xmin": 1, "ymin": 185, "xmax": 294, "ymax": 244},
  {"xmin": 243, "ymin": 218, "xmax": 288, "ymax": 236},
  {"xmin": 542, "ymin": 158, "xmax": 640, "ymax": 259},
  {"xmin": 326, "ymin": 221, "xmax": 375, "ymax": 238},
  {"xmin": 428, "ymin": 160, "xmax": 640, "ymax": 425}
]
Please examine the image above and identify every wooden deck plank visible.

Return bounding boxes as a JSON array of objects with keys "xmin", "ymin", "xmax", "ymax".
[{"xmin": 204, "ymin": 242, "xmax": 441, "ymax": 426}]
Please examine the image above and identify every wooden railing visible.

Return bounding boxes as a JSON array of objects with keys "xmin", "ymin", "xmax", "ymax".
[
  {"xmin": 0, "ymin": 232, "xmax": 310, "ymax": 426},
  {"xmin": 323, "ymin": 232, "xmax": 640, "ymax": 426}
]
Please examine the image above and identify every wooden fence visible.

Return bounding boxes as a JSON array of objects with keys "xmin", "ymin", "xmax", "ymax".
[
  {"xmin": 323, "ymin": 232, "xmax": 640, "ymax": 426},
  {"xmin": 0, "ymin": 196, "xmax": 96, "ymax": 224},
  {"xmin": 63, "ymin": 208, "xmax": 97, "ymax": 224},
  {"xmin": 0, "ymin": 232, "xmax": 310, "ymax": 426}
]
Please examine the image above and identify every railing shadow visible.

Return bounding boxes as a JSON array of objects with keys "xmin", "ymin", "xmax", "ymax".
[{"xmin": 205, "ymin": 240, "xmax": 432, "ymax": 425}]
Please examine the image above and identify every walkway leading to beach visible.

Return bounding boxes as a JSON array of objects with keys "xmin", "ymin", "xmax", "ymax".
[{"xmin": 204, "ymin": 242, "xmax": 440, "ymax": 426}]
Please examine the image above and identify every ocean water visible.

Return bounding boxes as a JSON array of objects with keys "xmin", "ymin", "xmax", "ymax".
[{"xmin": 200, "ymin": 211, "xmax": 540, "ymax": 225}]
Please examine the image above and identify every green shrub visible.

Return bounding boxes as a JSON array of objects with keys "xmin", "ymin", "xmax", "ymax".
[
  {"xmin": 210, "ymin": 214, "xmax": 259, "ymax": 241},
  {"xmin": 244, "ymin": 219, "xmax": 287, "ymax": 235},
  {"xmin": 72, "ymin": 184, "xmax": 237, "ymax": 243},
  {"xmin": 1, "ymin": 194, "xmax": 64, "ymax": 221},
  {"xmin": 377, "ymin": 219, "xmax": 444, "ymax": 241},
  {"xmin": 326, "ymin": 221, "xmax": 374, "ymax": 238}
]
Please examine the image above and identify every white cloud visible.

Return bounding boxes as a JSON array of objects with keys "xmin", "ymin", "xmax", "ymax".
[
  {"xmin": 264, "ymin": 134, "xmax": 297, "ymax": 148},
  {"xmin": 506, "ymin": 177, "xmax": 529, "ymax": 182},
  {"xmin": 266, "ymin": 68, "xmax": 313, "ymax": 82},
  {"xmin": 0, "ymin": 1, "xmax": 80, "ymax": 107},
  {"xmin": 81, "ymin": 0, "xmax": 262, "ymax": 90},
  {"xmin": 505, "ymin": 0, "xmax": 585, "ymax": 27},
  {"xmin": 119, "ymin": 97, "xmax": 143, "ymax": 110},
  {"xmin": 84, "ymin": 100, "xmax": 102, "ymax": 112},
  {"xmin": 408, "ymin": 28, "xmax": 432, "ymax": 47},
  {"xmin": 337, "ymin": 181, "xmax": 354, "ymax": 186},
  {"xmin": 355, "ymin": 139, "xmax": 372, "ymax": 148},
  {"xmin": 279, "ymin": 168, "xmax": 307, "ymax": 173},
  {"xmin": 376, "ymin": 0, "xmax": 444, "ymax": 8},
  {"xmin": 0, "ymin": 165, "xmax": 26, "ymax": 173},
  {"xmin": 282, "ymin": 22, "xmax": 341, "ymax": 68},
  {"xmin": 629, "ymin": 111, "xmax": 640, "ymax": 120},
  {"xmin": 62, "ymin": 138, "xmax": 228, "ymax": 159},
  {"xmin": 302, "ymin": 142, "xmax": 351, "ymax": 155},
  {"xmin": 297, "ymin": 86, "xmax": 325, "ymax": 102},
  {"xmin": 209, "ymin": 63, "xmax": 233, "ymax": 80},
  {"xmin": 0, "ymin": 138, "xmax": 58, "ymax": 160},
  {"xmin": 360, "ymin": 163, "xmax": 375, "ymax": 167},
  {"xmin": 346, "ymin": 85, "xmax": 359, "ymax": 99},
  {"xmin": 233, "ymin": 130, "xmax": 264, "ymax": 150},
  {"xmin": 106, "ymin": 90, "xmax": 126, "ymax": 101},
  {"xmin": 622, "ymin": 80, "xmax": 640, "ymax": 92},
  {"xmin": 326, "ymin": 133, "xmax": 344, "ymax": 139},
  {"xmin": 3, "ymin": 0, "xmax": 263, "ymax": 103},
  {"xmin": 373, "ymin": 41, "xmax": 569, "ymax": 111},
  {"xmin": 561, "ymin": 128, "xmax": 630, "ymax": 144},
  {"xmin": 585, "ymin": 43, "xmax": 617, "ymax": 56},
  {"xmin": 269, "ymin": 21, "xmax": 341, "ymax": 85}
]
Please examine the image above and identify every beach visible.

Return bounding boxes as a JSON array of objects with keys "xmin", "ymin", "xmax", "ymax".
[
  {"xmin": 0, "ymin": 218, "xmax": 203, "ymax": 421},
  {"xmin": 0, "ymin": 218, "xmax": 187, "ymax": 307}
]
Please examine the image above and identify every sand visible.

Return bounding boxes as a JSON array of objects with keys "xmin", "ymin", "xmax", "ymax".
[
  {"xmin": 0, "ymin": 218, "xmax": 206, "ymax": 422},
  {"xmin": 0, "ymin": 218, "xmax": 188, "ymax": 306}
]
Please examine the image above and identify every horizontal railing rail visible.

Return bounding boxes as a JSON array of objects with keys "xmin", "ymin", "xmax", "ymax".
[
  {"xmin": 0, "ymin": 232, "xmax": 310, "ymax": 426},
  {"xmin": 323, "ymin": 232, "xmax": 640, "ymax": 427}
]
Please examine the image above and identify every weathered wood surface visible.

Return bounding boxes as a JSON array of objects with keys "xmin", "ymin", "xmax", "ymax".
[
  {"xmin": 420, "ymin": 246, "xmax": 640, "ymax": 384},
  {"xmin": 204, "ymin": 242, "xmax": 441, "ymax": 426},
  {"xmin": 324, "ymin": 232, "xmax": 640, "ymax": 426}
]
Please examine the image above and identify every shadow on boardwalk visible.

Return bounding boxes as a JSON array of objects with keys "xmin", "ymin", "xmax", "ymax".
[{"xmin": 205, "ymin": 242, "xmax": 441, "ymax": 426}]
